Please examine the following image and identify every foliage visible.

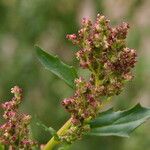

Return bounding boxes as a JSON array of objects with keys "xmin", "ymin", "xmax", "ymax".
[
  {"xmin": 89, "ymin": 104, "xmax": 150, "ymax": 137},
  {"xmin": 36, "ymin": 46, "xmax": 78, "ymax": 89},
  {"xmin": 0, "ymin": 144, "xmax": 4, "ymax": 150}
]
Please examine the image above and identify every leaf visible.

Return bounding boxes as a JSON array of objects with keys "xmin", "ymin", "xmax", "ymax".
[
  {"xmin": 35, "ymin": 46, "xmax": 78, "ymax": 88},
  {"xmin": 0, "ymin": 144, "xmax": 4, "ymax": 150},
  {"xmin": 88, "ymin": 104, "xmax": 150, "ymax": 137},
  {"xmin": 36, "ymin": 121, "xmax": 59, "ymax": 140},
  {"xmin": 58, "ymin": 144, "xmax": 71, "ymax": 150}
]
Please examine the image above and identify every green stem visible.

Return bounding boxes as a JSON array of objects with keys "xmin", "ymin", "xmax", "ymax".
[{"xmin": 43, "ymin": 118, "xmax": 72, "ymax": 150}]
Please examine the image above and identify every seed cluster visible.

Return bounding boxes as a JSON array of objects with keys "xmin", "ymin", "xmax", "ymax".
[
  {"xmin": 61, "ymin": 14, "xmax": 137, "ymax": 143},
  {"xmin": 0, "ymin": 86, "xmax": 36, "ymax": 150}
]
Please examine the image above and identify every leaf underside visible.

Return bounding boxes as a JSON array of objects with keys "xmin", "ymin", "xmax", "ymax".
[
  {"xmin": 35, "ymin": 46, "xmax": 78, "ymax": 88},
  {"xmin": 88, "ymin": 104, "xmax": 150, "ymax": 137}
]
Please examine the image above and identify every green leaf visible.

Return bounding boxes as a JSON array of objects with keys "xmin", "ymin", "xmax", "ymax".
[
  {"xmin": 88, "ymin": 104, "xmax": 150, "ymax": 137},
  {"xmin": 0, "ymin": 144, "xmax": 4, "ymax": 150},
  {"xmin": 36, "ymin": 121, "xmax": 59, "ymax": 141},
  {"xmin": 35, "ymin": 46, "xmax": 78, "ymax": 88}
]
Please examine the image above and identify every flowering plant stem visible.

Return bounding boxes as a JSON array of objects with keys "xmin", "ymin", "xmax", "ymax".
[
  {"xmin": 43, "ymin": 96, "xmax": 111, "ymax": 150},
  {"xmin": 43, "ymin": 118, "xmax": 72, "ymax": 150}
]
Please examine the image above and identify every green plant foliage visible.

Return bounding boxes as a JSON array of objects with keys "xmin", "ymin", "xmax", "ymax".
[
  {"xmin": 88, "ymin": 104, "xmax": 150, "ymax": 137},
  {"xmin": 36, "ymin": 121, "xmax": 59, "ymax": 140},
  {"xmin": 36, "ymin": 46, "xmax": 78, "ymax": 88},
  {"xmin": 0, "ymin": 144, "xmax": 4, "ymax": 150}
]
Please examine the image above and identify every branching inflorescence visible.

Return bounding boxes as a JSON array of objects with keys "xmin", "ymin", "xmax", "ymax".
[
  {"xmin": 61, "ymin": 14, "xmax": 137, "ymax": 143},
  {"xmin": 0, "ymin": 86, "xmax": 36, "ymax": 150},
  {"xmin": 0, "ymin": 14, "xmax": 138, "ymax": 150}
]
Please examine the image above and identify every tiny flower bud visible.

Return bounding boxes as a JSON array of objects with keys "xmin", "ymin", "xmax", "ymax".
[{"xmin": 66, "ymin": 34, "xmax": 77, "ymax": 40}]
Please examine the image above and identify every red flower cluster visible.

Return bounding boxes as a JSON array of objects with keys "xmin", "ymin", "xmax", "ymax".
[
  {"xmin": 0, "ymin": 86, "xmax": 37, "ymax": 150},
  {"xmin": 66, "ymin": 14, "xmax": 137, "ymax": 96},
  {"xmin": 61, "ymin": 14, "xmax": 137, "ymax": 143}
]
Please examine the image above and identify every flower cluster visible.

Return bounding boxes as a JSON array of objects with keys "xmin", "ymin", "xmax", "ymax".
[
  {"xmin": 0, "ymin": 86, "xmax": 36, "ymax": 150},
  {"xmin": 67, "ymin": 14, "xmax": 137, "ymax": 96},
  {"xmin": 61, "ymin": 77, "xmax": 100, "ymax": 143},
  {"xmin": 61, "ymin": 14, "xmax": 137, "ymax": 143}
]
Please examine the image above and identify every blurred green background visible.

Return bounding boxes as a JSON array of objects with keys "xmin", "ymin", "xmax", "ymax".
[{"xmin": 0, "ymin": 0, "xmax": 150, "ymax": 149}]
